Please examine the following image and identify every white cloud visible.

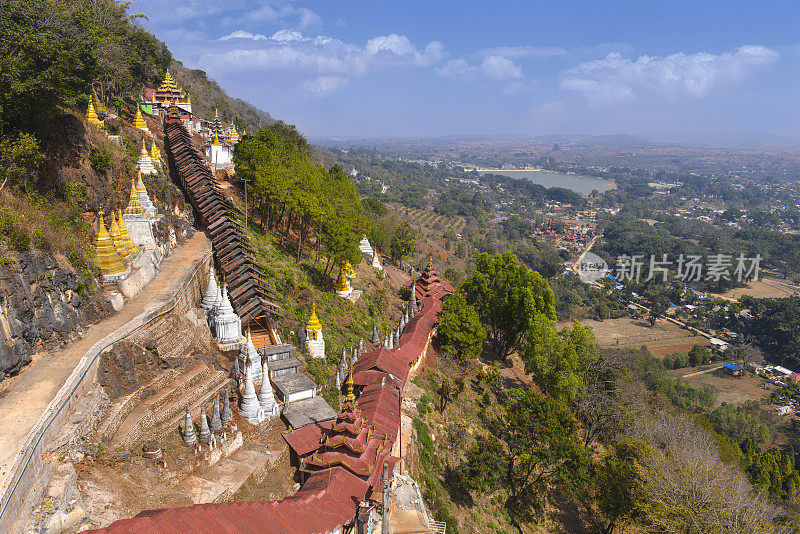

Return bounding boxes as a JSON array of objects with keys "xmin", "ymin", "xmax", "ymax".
[
  {"xmin": 365, "ymin": 34, "xmax": 446, "ymax": 66},
  {"xmin": 437, "ymin": 55, "xmax": 523, "ymax": 83},
  {"xmin": 480, "ymin": 55, "xmax": 523, "ymax": 80},
  {"xmin": 480, "ymin": 46, "xmax": 567, "ymax": 59},
  {"xmin": 271, "ymin": 29, "xmax": 304, "ymax": 42},
  {"xmin": 246, "ymin": 5, "xmax": 321, "ymax": 31},
  {"xmin": 303, "ymin": 76, "xmax": 348, "ymax": 96},
  {"xmin": 436, "ymin": 58, "xmax": 477, "ymax": 79},
  {"xmin": 561, "ymin": 45, "xmax": 780, "ymax": 104},
  {"xmin": 200, "ymin": 30, "xmax": 447, "ymax": 96},
  {"xmin": 219, "ymin": 30, "xmax": 269, "ymax": 41}
]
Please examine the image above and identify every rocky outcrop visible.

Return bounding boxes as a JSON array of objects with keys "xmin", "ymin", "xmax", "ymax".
[{"xmin": 0, "ymin": 252, "xmax": 113, "ymax": 382}]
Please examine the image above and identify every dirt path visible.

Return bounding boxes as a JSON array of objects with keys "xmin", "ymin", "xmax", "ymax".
[
  {"xmin": 0, "ymin": 233, "xmax": 211, "ymax": 490},
  {"xmin": 681, "ymin": 365, "xmax": 723, "ymax": 379},
  {"xmin": 384, "ymin": 263, "xmax": 410, "ymax": 290}
]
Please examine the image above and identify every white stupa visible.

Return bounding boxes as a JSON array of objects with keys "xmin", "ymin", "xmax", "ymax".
[
  {"xmin": 238, "ymin": 329, "xmax": 262, "ymax": 384},
  {"xmin": 239, "ymin": 360, "xmax": 265, "ymax": 425},
  {"xmin": 258, "ymin": 360, "xmax": 279, "ymax": 417},
  {"xmin": 202, "ymin": 269, "xmax": 221, "ymax": 316},
  {"xmin": 214, "ymin": 284, "xmax": 242, "ymax": 345},
  {"xmin": 135, "ymin": 171, "xmax": 157, "ymax": 218},
  {"xmin": 137, "ymin": 139, "xmax": 157, "ymax": 175},
  {"xmin": 359, "ymin": 235, "xmax": 374, "ymax": 257}
]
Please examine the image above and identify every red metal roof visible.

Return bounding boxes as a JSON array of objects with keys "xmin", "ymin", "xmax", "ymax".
[{"xmin": 282, "ymin": 420, "xmax": 333, "ymax": 457}]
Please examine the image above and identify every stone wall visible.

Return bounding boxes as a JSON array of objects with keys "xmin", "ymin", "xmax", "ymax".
[
  {"xmin": 0, "ymin": 248, "xmax": 212, "ymax": 533},
  {"xmin": 0, "ymin": 252, "xmax": 114, "ymax": 382}
]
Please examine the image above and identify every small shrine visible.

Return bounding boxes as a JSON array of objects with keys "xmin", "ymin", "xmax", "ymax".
[
  {"xmin": 239, "ymin": 360, "xmax": 265, "ymax": 425},
  {"xmin": 305, "ymin": 304, "xmax": 325, "ymax": 358},
  {"xmin": 149, "ymin": 138, "xmax": 161, "ymax": 166},
  {"xmin": 136, "ymin": 171, "xmax": 157, "ymax": 217},
  {"xmin": 93, "ymin": 211, "xmax": 128, "ymax": 281},
  {"xmin": 85, "ymin": 101, "xmax": 102, "ymax": 127},
  {"xmin": 123, "ymin": 175, "xmax": 157, "ymax": 247},
  {"xmin": 334, "ymin": 265, "xmax": 352, "ymax": 299},
  {"xmin": 213, "ymin": 283, "xmax": 243, "ymax": 347},
  {"xmin": 132, "ymin": 106, "xmax": 149, "ymax": 133},
  {"xmin": 238, "ymin": 329, "xmax": 263, "ymax": 384},
  {"xmin": 205, "ymin": 132, "xmax": 232, "ymax": 166},
  {"xmin": 228, "ymin": 124, "xmax": 239, "ymax": 143},
  {"xmin": 137, "ymin": 140, "xmax": 157, "ymax": 176}
]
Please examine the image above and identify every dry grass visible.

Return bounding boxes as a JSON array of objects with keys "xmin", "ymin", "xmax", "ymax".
[{"xmin": 569, "ymin": 317, "xmax": 706, "ymax": 356}]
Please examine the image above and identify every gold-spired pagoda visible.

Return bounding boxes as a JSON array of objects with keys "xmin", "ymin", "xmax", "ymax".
[
  {"xmin": 133, "ymin": 105, "xmax": 149, "ymax": 132},
  {"xmin": 150, "ymin": 138, "xmax": 161, "ymax": 164},
  {"xmin": 335, "ymin": 264, "xmax": 352, "ymax": 298},
  {"xmin": 305, "ymin": 303, "xmax": 325, "ymax": 358},
  {"xmin": 229, "ymin": 124, "xmax": 239, "ymax": 143},
  {"xmin": 85, "ymin": 101, "xmax": 101, "ymax": 127},
  {"xmin": 116, "ymin": 208, "xmax": 138, "ymax": 257},
  {"xmin": 108, "ymin": 211, "xmax": 131, "ymax": 262},
  {"xmin": 93, "ymin": 211, "xmax": 127, "ymax": 278},
  {"xmin": 124, "ymin": 179, "xmax": 146, "ymax": 216}
]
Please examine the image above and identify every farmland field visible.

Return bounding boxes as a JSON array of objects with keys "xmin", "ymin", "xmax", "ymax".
[
  {"xmin": 669, "ymin": 368, "xmax": 771, "ymax": 407},
  {"xmin": 572, "ymin": 317, "xmax": 709, "ymax": 356}
]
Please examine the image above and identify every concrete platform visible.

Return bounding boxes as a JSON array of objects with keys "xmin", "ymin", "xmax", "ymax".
[{"xmin": 185, "ymin": 447, "xmax": 270, "ymax": 504}]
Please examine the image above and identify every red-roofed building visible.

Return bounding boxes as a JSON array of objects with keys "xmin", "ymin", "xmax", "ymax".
[{"xmin": 283, "ymin": 420, "xmax": 334, "ymax": 463}]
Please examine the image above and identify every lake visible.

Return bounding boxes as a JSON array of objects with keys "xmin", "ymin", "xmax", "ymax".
[{"xmin": 479, "ymin": 169, "xmax": 615, "ymax": 196}]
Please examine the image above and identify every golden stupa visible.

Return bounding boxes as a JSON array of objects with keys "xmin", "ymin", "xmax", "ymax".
[
  {"xmin": 124, "ymin": 179, "xmax": 146, "ymax": 216},
  {"xmin": 133, "ymin": 105, "xmax": 148, "ymax": 132},
  {"xmin": 150, "ymin": 138, "xmax": 161, "ymax": 163},
  {"xmin": 307, "ymin": 303, "xmax": 322, "ymax": 332},
  {"xmin": 94, "ymin": 211, "xmax": 127, "ymax": 277},
  {"xmin": 117, "ymin": 208, "xmax": 138, "ymax": 258},
  {"xmin": 85, "ymin": 101, "xmax": 101, "ymax": 126},
  {"xmin": 108, "ymin": 211, "xmax": 131, "ymax": 262},
  {"xmin": 136, "ymin": 170, "xmax": 149, "ymax": 197},
  {"xmin": 212, "ymin": 132, "xmax": 220, "ymax": 145},
  {"xmin": 335, "ymin": 265, "xmax": 351, "ymax": 293},
  {"xmin": 229, "ymin": 125, "xmax": 239, "ymax": 142},
  {"xmin": 345, "ymin": 260, "xmax": 355, "ymax": 278}
]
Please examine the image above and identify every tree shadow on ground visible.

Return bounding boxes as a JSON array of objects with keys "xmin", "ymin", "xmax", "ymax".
[
  {"xmin": 299, "ymin": 263, "xmax": 332, "ymax": 292},
  {"xmin": 443, "ymin": 464, "xmax": 474, "ymax": 506},
  {"xmin": 548, "ymin": 491, "xmax": 604, "ymax": 534}
]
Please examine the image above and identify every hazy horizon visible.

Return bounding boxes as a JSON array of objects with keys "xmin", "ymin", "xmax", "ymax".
[{"xmin": 135, "ymin": 0, "xmax": 800, "ymax": 140}]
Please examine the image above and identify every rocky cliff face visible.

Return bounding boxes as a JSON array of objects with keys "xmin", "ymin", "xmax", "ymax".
[{"xmin": 0, "ymin": 252, "xmax": 113, "ymax": 381}]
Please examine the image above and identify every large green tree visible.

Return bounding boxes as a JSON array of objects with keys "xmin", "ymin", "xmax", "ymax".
[
  {"xmin": 459, "ymin": 389, "xmax": 588, "ymax": 529},
  {"xmin": 523, "ymin": 320, "xmax": 598, "ymax": 404},
  {"xmin": 462, "ymin": 251, "xmax": 556, "ymax": 359},
  {"xmin": 597, "ymin": 440, "xmax": 643, "ymax": 534},
  {"xmin": 437, "ymin": 292, "xmax": 485, "ymax": 361}
]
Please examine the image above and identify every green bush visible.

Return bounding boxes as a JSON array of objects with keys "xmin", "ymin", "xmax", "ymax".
[
  {"xmin": 89, "ymin": 145, "xmax": 112, "ymax": 174},
  {"xmin": 32, "ymin": 228, "xmax": 47, "ymax": 251},
  {"xmin": 417, "ymin": 393, "xmax": 433, "ymax": 416},
  {"xmin": 11, "ymin": 227, "xmax": 30, "ymax": 251}
]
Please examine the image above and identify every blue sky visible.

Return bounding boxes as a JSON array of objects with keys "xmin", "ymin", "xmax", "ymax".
[{"xmin": 135, "ymin": 1, "xmax": 800, "ymax": 140}]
